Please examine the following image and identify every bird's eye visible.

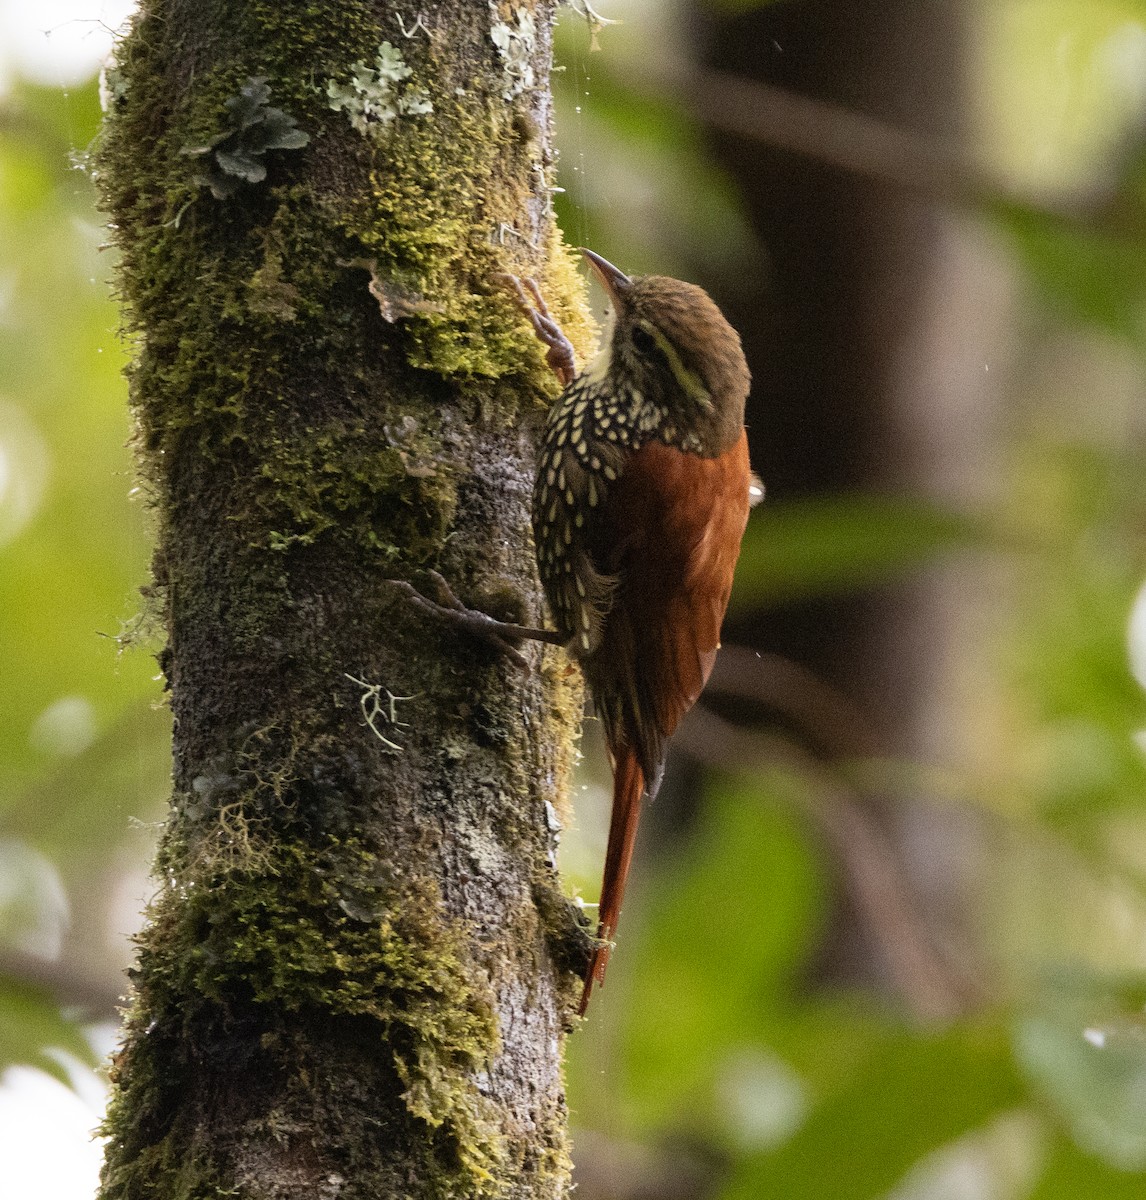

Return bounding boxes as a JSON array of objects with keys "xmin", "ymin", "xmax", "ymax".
[{"xmin": 631, "ymin": 325, "xmax": 657, "ymax": 356}]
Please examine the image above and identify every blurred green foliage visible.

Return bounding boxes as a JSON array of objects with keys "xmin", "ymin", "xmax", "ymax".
[
  {"xmin": 550, "ymin": 41, "xmax": 763, "ymax": 286},
  {"xmin": 553, "ymin": 3, "xmax": 1146, "ymax": 1198},
  {"xmin": 615, "ymin": 780, "xmax": 824, "ymax": 1136},
  {"xmin": 997, "ymin": 201, "xmax": 1146, "ymax": 346},
  {"xmin": 1, "ymin": 2, "xmax": 1146, "ymax": 1197},
  {"xmin": 0, "ymin": 978, "xmax": 96, "ymax": 1085},
  {"xmin": 0, "ymin": 77, "xmax": 168, "ymax": 1082},
  {"xmin": 732, "ymin": 496, "xmax": 984, "ymax": 607}
]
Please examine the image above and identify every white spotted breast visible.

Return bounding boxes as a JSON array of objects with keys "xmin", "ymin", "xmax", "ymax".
[{"xmin": 530, "ymin": 374, "xmax": 646, "ymax": 654}]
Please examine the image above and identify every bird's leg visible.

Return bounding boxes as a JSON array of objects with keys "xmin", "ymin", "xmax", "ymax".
[
  {"xmin": 388, "ymin": 571, "xmax": 566, "ymax": 672},
  {"xmin": 492, "ymin": 273, "xmax": 577, "ymax": 386}
]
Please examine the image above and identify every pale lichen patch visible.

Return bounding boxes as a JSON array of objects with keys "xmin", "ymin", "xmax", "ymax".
[
  {"xmin": 327, "ymin": 42, "xmax": 433, "ymax": 137},
  {"xmin": 490, "ymin": 5, "xmax": 536, "ymax": 100}
]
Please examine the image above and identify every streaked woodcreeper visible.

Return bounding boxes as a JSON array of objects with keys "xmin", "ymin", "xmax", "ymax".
[{"xmin": 399, "ymin": 250, "xmax": 757, "ymax": 1013}]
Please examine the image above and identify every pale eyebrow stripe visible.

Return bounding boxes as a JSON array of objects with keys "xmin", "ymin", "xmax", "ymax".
[{"xmin": 647, "ymin": 325, "xmax": 711, "ymax": 405}]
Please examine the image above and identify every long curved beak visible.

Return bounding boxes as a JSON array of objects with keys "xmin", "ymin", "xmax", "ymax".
[{"xmin": 579, "ymin": 247, "xmax": 632, "ymax": 307}]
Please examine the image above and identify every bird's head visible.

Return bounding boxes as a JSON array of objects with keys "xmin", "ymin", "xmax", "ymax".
[{"xmin": 581, "ymin": 248, "xmax": 750, "ymax": 455}]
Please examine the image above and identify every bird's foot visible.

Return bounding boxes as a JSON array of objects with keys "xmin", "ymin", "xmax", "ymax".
[
  {"xmin": 388, "ymin": 570, "xmax": 565, "ymax": 671},
  {"xmin": 492, "ymin": 272, "xmax": 576, "ymax": 387}
]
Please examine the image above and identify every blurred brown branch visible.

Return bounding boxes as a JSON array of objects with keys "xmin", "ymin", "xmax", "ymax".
[
  {"xmin": 683, "ymin": 68, "xmax": 992, "ymax": 206},
  {"xmin": 1, "ymin": 950, "xmax": 123, "ymax": 1019},
  {"xmin": 644, "ymin": 66, "xmax": 1110, "ymax": 223}
]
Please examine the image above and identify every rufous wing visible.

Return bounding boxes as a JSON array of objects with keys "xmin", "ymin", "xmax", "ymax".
[{"xmin": 584, "ymin": 431, "xmax": 753, "ymax": 789}]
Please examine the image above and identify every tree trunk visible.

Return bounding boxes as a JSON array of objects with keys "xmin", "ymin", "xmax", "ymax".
[{"xmin": 95, "ymin": 3, "xmax": 587, "ymax": 1196}]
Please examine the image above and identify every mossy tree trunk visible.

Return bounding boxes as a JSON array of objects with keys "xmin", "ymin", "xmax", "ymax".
[{"xmin": 96, "ymin": 2, "xmax": 589, "ymax": 1197}]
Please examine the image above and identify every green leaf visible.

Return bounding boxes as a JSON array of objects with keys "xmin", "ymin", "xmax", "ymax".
[
  {"xmin": 184, "ymin": 77, "xmax": 309, "ymax": 198},
  {"xmin": 193, "ymin": 170, "xmax": 239, "ymax": 201},
  {"xmin": 1017, "ymin": 1012, "xmax": 1146, "ymax": 1170},
  {"xmin": 215, "ymin": 149, "xmax": 267, "ymax": 183},
  {"xmin": 259, "ymin": 110, "xmax": 310, "ymax": 150},
  {"xmin": 1012, "ymin": 969, "xmax": 1146, "ymax": 1174},
  {"xmin": 179, "ymin": 139, "xmax": 222, "ymax": 158},
  {"xmin": 1030, "ymin": 1131, "xmax": 1146, "ymax": 1199},
  {"xmin": 732, "ymin": 495, "xmax": 983, "ymax": 607},
  {"xmin": 720, "ymin": 1025, "xmax": 1025, "ymax": 1200},
  {"xmin": 0, "ymin": 975, "xmax": 97, "ymax": 1084},
  {"xmin": 993, "ymin": 200, "xmax": 1146, "ymax": 349},
  {"xmin": 226, "ymin": 76, "xmax": 272, "ymax": 127}
]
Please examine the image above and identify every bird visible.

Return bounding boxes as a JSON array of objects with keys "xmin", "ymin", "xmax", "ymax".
[
  {"xmin": 394, "ymin": 251, "xmax": 758, "ymax": 1013},
  {"xmin": 514, "ymin": 250, "xmax": 758, "ymax": 1013}
]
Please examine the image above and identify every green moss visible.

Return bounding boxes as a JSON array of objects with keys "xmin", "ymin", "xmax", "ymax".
[
  {"xmin": 248, "ymin": 416, "xmax": 454, "ymax": 555},
  {"xmin": 99, "ymin": 1122, "xmax": 232, "ymax": 1200},
  {"xmin": 103, "ymin": 834, "xmax": 505, "ymax": 1197}
]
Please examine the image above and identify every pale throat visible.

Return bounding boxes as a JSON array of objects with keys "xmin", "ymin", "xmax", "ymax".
[{"xmin": 577, "ymin": 308, "xmax": 617, "ymax": 387}]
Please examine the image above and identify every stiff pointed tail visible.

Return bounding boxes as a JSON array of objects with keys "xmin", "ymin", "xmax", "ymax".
[{"xmin": 579, "ymin": 747, "xmax": 646, "ymax": 1015}]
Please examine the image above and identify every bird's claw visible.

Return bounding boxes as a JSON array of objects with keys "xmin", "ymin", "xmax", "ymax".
[
  {"xmin": 385, "ymin": 574, "xmax": 569, "ymax": 672},
  {"xmin": 492, "ymin": 272, "xmax": 576, "ymax": 387},
  {"xmin": 423, "ymin": 568, "xmax": 466, "ymax": 612}
]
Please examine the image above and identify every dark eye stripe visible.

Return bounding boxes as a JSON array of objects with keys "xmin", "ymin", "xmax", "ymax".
[{"xmin": 632, "ymin": 326, "xmax": 656, "ymax": 356}]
